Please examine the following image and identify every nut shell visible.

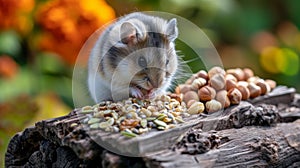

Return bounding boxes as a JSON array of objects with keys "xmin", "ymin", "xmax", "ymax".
[
  {"xmin": 187, "ymin": 102, "xmax": 205, "ymax": 114},
  {"xmin": 209, "ymin": 74, "xmax": 226, "ymax": 90},
  {"xmin": 243, "ymin": 68, "xmax": 254, "ymax": 80},
  {"xmin": 215, "ymin": 90, "xmax": 230, "ymax": 108},
  {"xmin": 183, "ymin": 91, "xmax": 199, "ymax": 103},
  {"xmin": 225, "ymin": 79, "xmax": 237, "ymax": 91},
  {"xmin": 196, "ymin": 70, "xmax": 208, "ymax": 80},
  {"xmin": 198, "ymin": 86, "xmax": 216, "ymax": 101},
  {"xmin": 265, "ymin": 79, "xmax": 276, "ymax": 89},
  {"xmin": 205, "ymin": 100, "xmax": 222, "ymax": 113},
  {"xmin": 247, "ymin": 82, "xmax": 262, "ymax": 98},
  {"xmin": 208, "ymin": 66, "xmax": 226, "ymax": 79},
  {"xmin": 175, "ymin": 84, "xmax": 193, "ymax": 94},
  {"xmin": 236, "ymin": 84, "xmax": 250, "ymax": 100},
  {"xmin": 255, "ymin": 79, "xmax": 271, "ymax": 95},
  {"xmin": 226, "ymin": 68, "xmax": 245, "ymax": 81},
  {"xmin": 187, "ymin": 99, "xmax": 197, "ymax": 108},
  {"xmin": 191, "ymin": 77, "xmax": 207, "ymax": 89},
  {"xmin": 225, "ymin": 74, "xmax": 238, "ymax": 82},
  {"xmin": 227, "ymin": 88, "xmax": 242, "ymax": 104}
]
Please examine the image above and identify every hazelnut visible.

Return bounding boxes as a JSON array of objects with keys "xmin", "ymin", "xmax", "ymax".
[
  {"xmin": 227, "ymin": 88, "xmax": 242, "ymax": 104},
  {"xmin": 208, "ymin": 66, "xmax": 226, "ymax": 79},
  {"xmin": 209, "ymin": 74, "xmax": 226, "ymax": 90},
  {"xmin": 255, "ymin": 79, "xmax": 270, "ymax": 95},
  {"xmin": 187, "ymin": 99, "xmax": 197, "ymax": 108},
  {"xmin": 243, "ymin": 68, "xmax": 254, "ymax": 80},
  {"xmin": 236, "ymin": 84, "xmax": 250, "ymax": 100},
  {"xmin": 265, "ymin": 79, "xmax": 276, "ymax": 89},
  {"xmin": 185, "ymin": 74, "xmax": 198, "ymax": 85},
  {"xmin": 196, "ymin": 70, "xmax": 208, "ymax": 80},
  {"xmin": 183, "ymin": 91, "xmax": 199, "ymax": 103},
  {"xmin": 188, "ymin": 102, "xmax": 205, "ymax": 114},
  {"xmin": 237, "ymin": 81, "xmax": 248, "ymax": 87},
  {"xmin": 175, "ymin": 84, "xmax": 193, "ymax": 94},
  {"xmin": 225, "ymin": 78, "xmax": 237, "ymax": 91},
  {"xmin": 205, "ymin": 100, "xmax": 222, "ymax": 113},
  {"xmin": 247, "ymin": 76, "xmax": 260, "ymax": 83},
  {"xmin": 225, "ymin": 74, "xmax": 238, "ymax": 82},
  {"xmin": 247, "ymin": 82, "xmax": 262, "ymax": 98},
  {"xmin": 226, "ymin": 68, "xmax": 245, "ymax": 81},
  {"xmin": 198, "ymin": 86, "xmax": 216, "ymax": 101},
  {"xmin": 216, "ymin": 90, "xmax": 230, "ymax": 108},
  {"xmin": 191, "ymin": 77, "xmax": 207, "ymax": 89}
]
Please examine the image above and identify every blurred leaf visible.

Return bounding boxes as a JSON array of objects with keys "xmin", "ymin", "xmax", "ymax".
[
  {"xmin": 36, "ymin": 52, "xmax": 68, "ymax": 75},
  {"xmin": 0, "ymin": 31, "xmax": 21, "ymax": 57},
  {"xmin": 0, "ymin": 68, "xmax": 36, "ymax": 102}
]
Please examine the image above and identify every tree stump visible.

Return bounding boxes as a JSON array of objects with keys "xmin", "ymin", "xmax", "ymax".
[{"xmin": 5, "ymin": 86, "xmax": 300, "ymax": 167}]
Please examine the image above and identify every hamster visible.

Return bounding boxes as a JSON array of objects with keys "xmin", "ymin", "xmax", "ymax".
[{"xmin": 88, "ymin": 12, "xmax": 179, "ymax": 103}]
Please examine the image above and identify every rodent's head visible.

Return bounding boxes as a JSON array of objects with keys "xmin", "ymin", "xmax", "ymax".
[{"xmin": 111, "ymin": 17, "xmax": 178, "ymax": 98}]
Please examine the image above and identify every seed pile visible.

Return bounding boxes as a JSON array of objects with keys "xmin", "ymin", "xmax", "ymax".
[
  {"xmin": 81, "ymin": 94, "xmax": 189, "ymax": 137},
  {"xmin": 176, "ymin": 66, "xmax": 277, "ymax": 113},
  {"xmin": 81, "ymin": 66, "xmax": 277, "ymax": 137}
]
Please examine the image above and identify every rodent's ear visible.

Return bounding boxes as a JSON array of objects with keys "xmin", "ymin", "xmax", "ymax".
[
  {"xmin": 120, "ymin": 22, "xmax": 138, "ymax": 45},
  {"xmin": 166, "ymin": 18, "xmax": 178, "ymax": 42}
]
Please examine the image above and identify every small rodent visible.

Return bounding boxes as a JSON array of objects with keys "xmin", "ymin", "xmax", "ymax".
[{"xmin": 88, "ymin": 12, "xmax": 179, "ymax": 103}]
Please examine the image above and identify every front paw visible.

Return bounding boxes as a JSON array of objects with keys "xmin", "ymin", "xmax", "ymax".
[{"xmin": 130, "ymin": 87, "xmax": 144, "ymax": 99}]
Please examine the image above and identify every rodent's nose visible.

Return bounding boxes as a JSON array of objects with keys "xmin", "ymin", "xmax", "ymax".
[
  {"xmin": 146, "ymin": 68, "xmax": 164, "ymax": 89},
  {"xmin": 149, "ymin": 76, "xmax": 163, "ymax": 89}
]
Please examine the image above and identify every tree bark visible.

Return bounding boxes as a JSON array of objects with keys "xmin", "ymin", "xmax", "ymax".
[{"xmin": 5, "ymin": 86, "xmax": 300, "ymax": 167}]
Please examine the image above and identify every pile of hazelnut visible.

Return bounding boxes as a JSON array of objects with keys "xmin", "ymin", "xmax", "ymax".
[{"xmin": 175, "ymin": 66, "xmax": 277, "ymax": 113}]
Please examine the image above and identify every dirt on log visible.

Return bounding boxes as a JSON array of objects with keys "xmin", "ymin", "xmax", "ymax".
[{"xmin": 5, "ymin": 86, "xmax": 300, "ymax": 168}]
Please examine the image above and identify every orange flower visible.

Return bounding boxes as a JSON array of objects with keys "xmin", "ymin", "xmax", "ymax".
[
  {"xmin": 0, "ymin": 0, "xmax": 35, "ymax": 35},
  {"xmin": 0, "ymin": 55, "xmax": 19, "ymax": 79},
  {"xmin": 35, "ymin": 0, "xmax": 115, "ymax": 65}
]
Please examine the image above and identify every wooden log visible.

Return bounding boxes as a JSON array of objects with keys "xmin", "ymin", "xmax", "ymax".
[
  {"xmin": 146, "ymin": 120, "xmax": 300, "ymax": 167},
  {"xmin": 5, "ymin": 87, "xmax": 300, "ymax": 167}
]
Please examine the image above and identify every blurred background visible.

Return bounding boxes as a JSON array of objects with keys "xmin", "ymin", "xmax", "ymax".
[{"xmin": 1, "ymin": 0, "xmax": 300, "ymax": 164}]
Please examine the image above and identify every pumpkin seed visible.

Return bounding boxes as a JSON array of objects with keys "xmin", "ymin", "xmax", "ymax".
[
  {"xmin": 107, "ymin": 117, "xmax": 115, "ymax": 126},
  {"xmin": 103, "ymin": 110, "xmax": 112, "ymax": 115},
  {"xmin": 154, "ymin": 119, "xmax": 167, "ymax": 127},
  {"xmin": 99, "ymin": 122, "xmax": 110, "ymax": 129},
  {"xmin": 93, "ymin": 111, "xmax": 104, "ymax": 118},
  {"xmin": 146, "ymin": 117, "xmax": 156, "ymax": 121},
  {"xmin": 140, "ymin": 119, "xmax": 147, "ymax": 128},
  {"xmin": 157, "ymin": 113, "xmax": 167, "ymax": 120},
  {"xmin": 88, "ymin": 118, "xmax": 101, "ymax": 125},
  {"xmin": 111, "ymin": 112, "xmax": 118, "ymax": 119},
  {"xmin": 90, "ymin": 123, "xmax": 99, "ymax": 129},
  {"xmin": 175, "ymin": 116, "xmax": 185, "ymax": 123},
  {"xmin": 121, "ymin": 130, "xmax": 137, "ymax": 138}
]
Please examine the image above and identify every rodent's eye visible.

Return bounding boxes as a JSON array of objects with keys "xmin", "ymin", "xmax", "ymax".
[
  {"xmin": 138, "ymin": 56, "xmax": 147, "ymax": 68},
  {"xmin": 166, "ymin": 59, "xmax": 169, "ymax": 66}
]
